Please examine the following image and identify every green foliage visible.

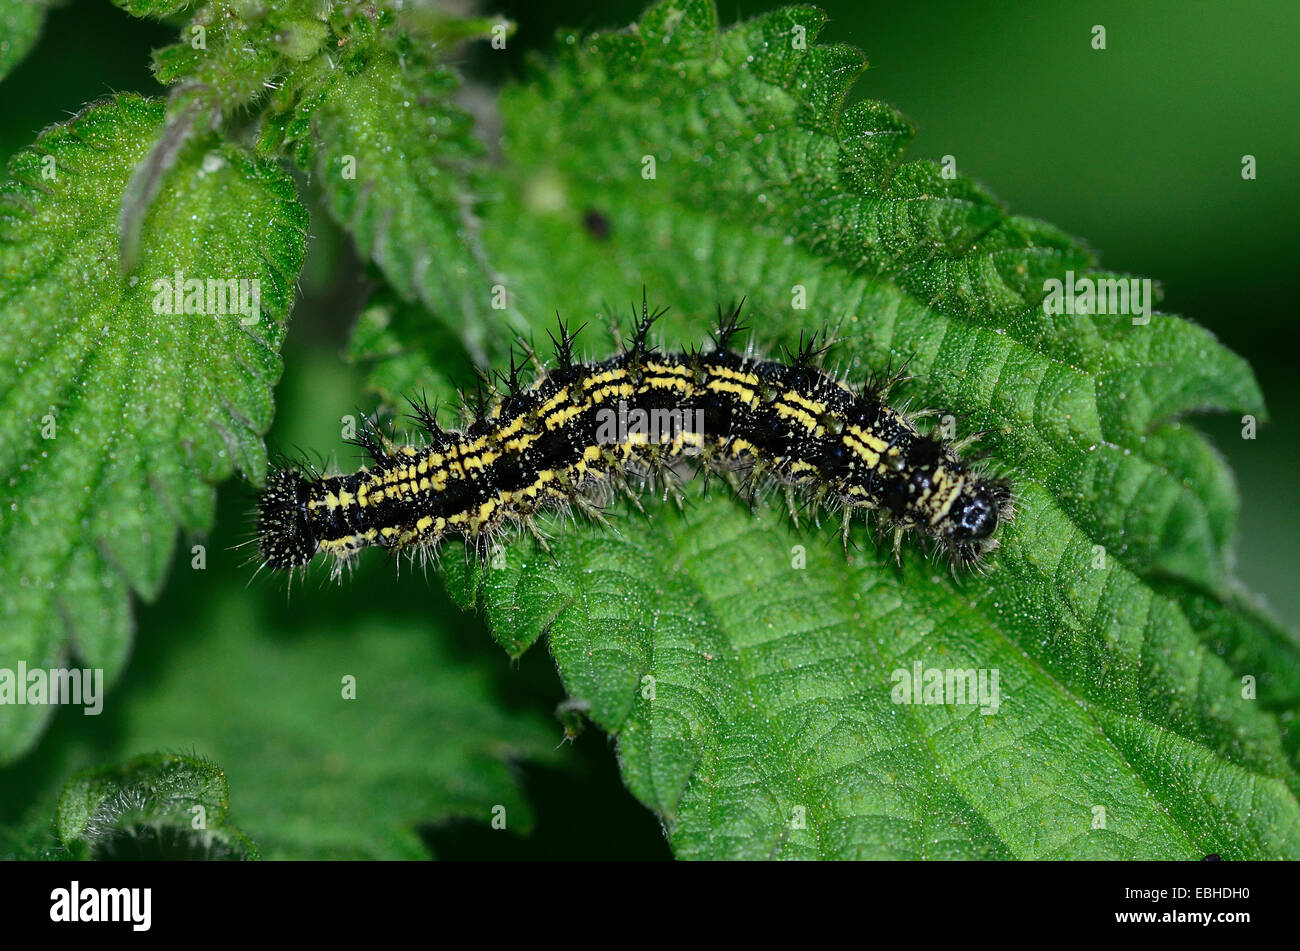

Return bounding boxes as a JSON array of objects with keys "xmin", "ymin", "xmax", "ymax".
[
  {"xmin": 0, "ymin": 0, "xmax": 46, "ymax": 82},
  {"xmin": 431, "ymin": 0, "xmax": 1300, "ymax": 857},
  {"xmin": 105, "ymin": 594, "xmax": 555, "ymax": 859},
  {"xmin": 56, "ymin": 754, "xmax": 258, "ymax": 860},
  {"xmin": 120, "ymin": 1, "xmax": 328, "ymax": 267},
  {"xmin": 0, "ymin": 354, "xmax": 560, "ymax": 860},
  {"xmin": 5, "ymin": 564, "xmax": 557, "ymax": 860},
  {"xmin": 113, "ymin": 0, "xmax": 199, "ymax": 18},
  {"xmin": 258, "ymin": 6, "xmax": 520, "ymax": 364},
  {"xmin": 346, "ymin": 287, "xmax": 472, "ymax": 414},
  {"xmin": 0, "ymin": 94, "xmax": 305, "ymax": 764},
  {"xmin": 0, "ymin": 0, "xmax": 1295, "ymax": 860}
]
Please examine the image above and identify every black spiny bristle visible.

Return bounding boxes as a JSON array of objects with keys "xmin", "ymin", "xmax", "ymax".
[
  {"xmin": 345, "ymin": 410, "xmax": 391, "ymax": 463},
  {"xmin": 547, "ymin": 313, "xmax": 585, "ymax": 369},
  {"xmin": 462, "ymin": 377, "xmax": 496, "ymax": 432},
  {"xmin": 627, "ymin": 287, "xmax": 667, "ymax": 361},
  {"xmin": 786, "ymin": 328, "xmax": 833, "ymax": 369},
  {"xmin": 404, "ymin": 391, "xmax": 451, "ymax": 447},
  {"xmin": 865, "ymin": 353, "xmax": 915, "ymax": 400},
  {"xmin": 710, "ymin": 299, "xmax": 748, "ymax": 352},
  {"xmin": 493, "ymin": 347, "xmax": 527, "ymax": 397}
]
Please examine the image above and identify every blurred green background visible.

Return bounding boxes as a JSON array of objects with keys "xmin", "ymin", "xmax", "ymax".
[{"xmin": 2, "ymin": 0, "xmax": 1296, "ymax": 856}]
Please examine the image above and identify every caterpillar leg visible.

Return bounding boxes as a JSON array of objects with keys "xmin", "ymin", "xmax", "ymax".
[{"xmin": 784, "ymin": 484, "xmax": 801, "ymax": 529}]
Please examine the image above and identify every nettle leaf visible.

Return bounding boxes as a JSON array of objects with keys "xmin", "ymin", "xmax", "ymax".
[
  {"xmin": 99, "ymin": 582, "xmax": 558, "ymax": 859},
  {"xmin": 2, "ymin": 539, "xmax": 560, "ymax": 859},
  {"xmin": 0, "ymin": 356, "xmax": 558, "ymax": 860},
  {"xmin": 112, "ymin": 1, "xmax": 200, "ymax": 18},
  {"xmin": 261, "ymin": 10, "xmax": 521, "ymax": 365},
  {"xmin": 346, "ymin": 287, "xmax": 473, "ymax": 416},
  {"xmin": 373, "ymin": 0, "xmax": 1300, "ymax": 857},
  {"xmin": 0, "ymin": 0, "xmax": 47, "ymax": 83},
  {"xmin": 57, "ymin": 753, "xmax": 257, "ymax": 860},
  {"xmin": 120, "ymin": 1, "xmax": 329, "ymax": 267},
  {"xmin": 0, "ymin": 94, "xmax": 306, "ymax": 763}
]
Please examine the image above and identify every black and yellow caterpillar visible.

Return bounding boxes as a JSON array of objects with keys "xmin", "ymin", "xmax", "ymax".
[{"xmin": 256, "ymin": 302, "xmax": 1012, "ymax": 576}]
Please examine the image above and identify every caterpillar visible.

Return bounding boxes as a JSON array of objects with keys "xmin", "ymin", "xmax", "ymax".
[{"xmin": 255, "ymin": 299, "xmax": 1013, "ymax": 580}]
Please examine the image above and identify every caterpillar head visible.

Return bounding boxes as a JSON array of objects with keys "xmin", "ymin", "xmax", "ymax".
[
  {"xmin": 257, "ymin": 467, "xmax": 318, "ymax": 569},
  {"xmin": 944, "ymin": 478, "xmax": 1014, "ymax": 568}
]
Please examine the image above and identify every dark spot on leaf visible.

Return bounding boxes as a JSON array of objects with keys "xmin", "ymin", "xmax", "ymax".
[{"xmin": 583, "ymin": 208, "xmax": 611, "ymax": 240}]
